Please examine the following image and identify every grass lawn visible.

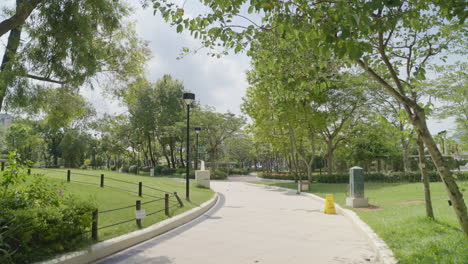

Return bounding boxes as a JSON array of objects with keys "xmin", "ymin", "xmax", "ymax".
[
  {"xmin": 255, "ymin": 181, "xmax": 468, "ymax": 264},
  {"xmin": 32, "ymin": 168, "xmax": 214, "ymax": 241}
]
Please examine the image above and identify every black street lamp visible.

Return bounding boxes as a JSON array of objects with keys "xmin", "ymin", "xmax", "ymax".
[
  {"xmin": 194, "ymin": 127, "xmax": 201, "ymax": 170},
  {"xmin": 438, "ymin": 130, "xmax": 447, "ymax": 155},
  {"xmin": 183, "ymin": 93, "xmax": 195, "ymax": 201}
]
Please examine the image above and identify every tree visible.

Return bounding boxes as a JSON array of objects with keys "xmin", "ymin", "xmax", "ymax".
[
  {"xmin": 35, "ymin": 87, "xmax": 92, "ymax": 166},
  {"xmin": 4, "ymin": 121, "xmax": 42, "ymax": 161},
  {"xmin": 153, "ymin": 0, "xmax": 468, "ymax": 233},
  {"xmin": 192, "ymin": 106, "xmax": 245, "ymax": 164},
  {"xmin": 59, "ymin": 129, "xmax": 88, "ymax": 168},
  {"xmin": 427, "ymin": 62, "xmax": 468, "ymax": 150},
  {"xmin": 0, "ymin": 0, "xmax": 149, "ymax": 111},
  {"xmin": 222, "ymin": 134, "xmax": 255, "ymax": 168}
]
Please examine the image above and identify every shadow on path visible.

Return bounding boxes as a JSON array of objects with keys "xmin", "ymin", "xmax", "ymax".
[{"xmin": 96, "ymin": 193, "xmax": 226, "ymax": 264}]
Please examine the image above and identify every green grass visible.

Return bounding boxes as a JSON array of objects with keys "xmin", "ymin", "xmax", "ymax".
[
  {"xmin": 32, "ymin": 168, "xmax": 214, "ymax": 241},
  {"xmin": 255, "ymin": 181, "xmax": 468, "ymax": 264}
]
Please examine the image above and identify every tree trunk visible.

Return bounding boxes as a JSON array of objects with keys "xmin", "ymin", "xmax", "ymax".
[
  {"xmin": 147, "ymin": 134, "xmax": 156, "ymax": 167},
  {"xmin": 327, "ymin": 140, "xmax": 333, "ymax": 175},
  {"xmin": 401, "ymin": 138, "xmax": 410, "ymax": 172},
  {"xmin": 413, "ymin": 107, "xmax": 467, "ymax": 233},
  {"xmin": 417, "ymin": 134, "xmax": 434, "ymax": 218},
  {"xmin": 169, "ymin": 137, "xmax": 176, "ymax": 168},
  {"xmin": 357, "ymin": 59, "xmax": 468, "ymax": 234}
]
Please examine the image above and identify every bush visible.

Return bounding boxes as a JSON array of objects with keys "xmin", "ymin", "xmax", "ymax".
[
  {"xmin": 314, "ymin": 171, "xmax": 468, "ymax": 183},
  {"xmin": 211, "ymin": 170, "xmax": 227, "ymax": 180},
  {"xmin": 0, "ymin": 197, "xmax": 95, "ymax": 263},
  {"xmin": 128, "ymin": 165, "xmax": 137, "ymax": 174},
  {"xmin": 0, "ymin": 152, "xmax": 96, "ymax": 263},
  {"xmin": 218, "ymin": 167, "xmax": 250, "ymax": 175},
  {"xmin": 176, "ymin": 167, "xmax": 186, "ymax": 174},
  {"xmin": 120, "ymin": 166, "xmax": 129, "ymax": 173},
  {"xmin": 141, "ymin": 166, "xmax": 150, "ymax": 172},
  {"xmin": 110, "ymin": 165, "xmax": 117, "ymax": 171},
  {"xmin": 161, "ymin": 167, "xmax": 176, "ymax": 175},
  {"xmin": 154, "ymin": 165, "xmax": 165, "ymax": 174},
  {"xmin": 259, "ymin": 173, "xmax": 297, "ymax": 181}
]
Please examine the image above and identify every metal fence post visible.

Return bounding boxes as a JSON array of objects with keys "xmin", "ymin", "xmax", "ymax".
[
  {"xmin": 92, "ymin": 210, "xmax": 98, "ymax": 241},
  {"xmin": 67, "ymin": 170, "xmax": 71, "ymax": 182},
  {"xmin": 136, "ymin": 200, "xmax": 142, "ymax": 228},
  {"xmin": 139, "ymin": 182, "xmax": 142, "ymax": 197},
  {"xmin": 1, "ymin": 161, "xmax": 4, "ymax": 171},
  {"xmin": 27, "ymin": 168, "xmax": 31, "ymax": 175},
  {"xmin": 165, "ymin": 194, "xmax": 169, "ymax": 216},
  {"xmin": 100, "ymin": 174, "xmax": 104, "ymax": 187},
  {"xmin": 174, "ymin": 192, "xmax": 184, "ymax": 207}
]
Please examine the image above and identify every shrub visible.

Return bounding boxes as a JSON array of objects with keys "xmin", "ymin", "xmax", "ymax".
[
  {"xmin": 314, "ymin": 171, "xmax": 468, "ymax": 183},
  {"xmin": 259, "ymin": 173, "xmax": 297, "ymax": 181},
  {"xmin": 154, "ymin": 165, "xmax": 165, "ymax": 174},
  {"xmin": 218, "ymin": 167, "xmax": 250, "ymax": 175},
  {"xmin": 0, "ymin": 153, "xmax": 96, "ymax": 263},
  {"xmin": 211, "ymin": 170, "xmax": 227, "ymax": 180},
  {"xmin": 0, "ymin": 197, "xmax": 95, "ymax": 263},
  {"xmin": 110, "ymin": 165, "xmax": 117, "ymax": 171},
  {"xmin": 120, "ymin": 166, "xmax": 129, "ymax": 173},
  {"xmin": 161, "ymin": 167, "xmax": 176, "ymax": 175},
  {"xmin": 141, "ymin": 166, "xmax": 150, "ymax": 172},
  {"xmin": 128, "ymin": 165, "xmax": 137, "ymax": 174},
  {"xmin": 175, "ymin": 167, "xmax": 186, "ymax": 174}
]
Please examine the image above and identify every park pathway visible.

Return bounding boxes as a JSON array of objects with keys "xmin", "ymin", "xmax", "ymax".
[{"xmin": 97, "ymin": 178, "xmax": 375, "ymax": 264}]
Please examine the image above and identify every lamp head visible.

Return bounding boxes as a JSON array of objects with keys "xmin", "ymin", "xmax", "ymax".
[
  {"xmin": 183, "ymin": 93, "xmax": 195, "ymax": 105},
  {"xmin": 194, "ymin": 127, "xmax": 201, "ymax": 134}
]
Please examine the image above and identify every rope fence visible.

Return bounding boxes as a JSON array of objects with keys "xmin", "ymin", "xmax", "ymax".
[
  {"xmin": 90, "ymin": 192, "xmax": 184, "ymax": 240},
  {"xmin": 33, "ymin": 168, "xmax": 186, "ymax": 241}
]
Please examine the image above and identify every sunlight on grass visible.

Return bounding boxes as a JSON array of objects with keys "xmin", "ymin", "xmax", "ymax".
[{"xmin": 33, "ymin": 168, "xmax": 214, "ymax": 241}]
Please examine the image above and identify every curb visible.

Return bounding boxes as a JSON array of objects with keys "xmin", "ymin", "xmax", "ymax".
[
  {"xmin": 38, "ymin": 193, "xmax": 219, "ymax": 264},
  {"xmin": 249, "ymin": 183, "xmax": 398, "ymax": 264}
]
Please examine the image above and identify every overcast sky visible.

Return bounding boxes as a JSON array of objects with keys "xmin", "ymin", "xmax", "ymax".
[{"xmin": 0, "ymin": 1, "xmax": 457, "ymax": 135}]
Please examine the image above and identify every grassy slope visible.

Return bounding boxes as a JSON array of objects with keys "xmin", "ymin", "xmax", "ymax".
[
  {"xmin": 33, "ymin": 169, "xmax": 214, "ymax": 241},
  {"xmin": 256, "ymin": 181, "xmax": 468, "ymax": 264}
]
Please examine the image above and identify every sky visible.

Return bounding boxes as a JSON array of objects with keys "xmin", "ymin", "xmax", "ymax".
[
  {"xmin": 82, "ymin": 2, "xmax": 251, "ymax": 117},
  {"xmin": 0, "ymin": 1, "xmax": 458, "ymax": 136}
]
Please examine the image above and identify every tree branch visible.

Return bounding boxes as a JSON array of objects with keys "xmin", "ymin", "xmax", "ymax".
[
  {"xmin": 0, "ymin": 0, "xmax": 43, "ymax": 38},
  {"xmin": 23, "ymin": 74, "xmax": 66, "ymax": 84}
]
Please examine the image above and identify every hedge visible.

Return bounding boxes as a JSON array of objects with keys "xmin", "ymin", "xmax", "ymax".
[{"xmin": 260, "ymin": 171, "xmax": 468, "ymax": 183}]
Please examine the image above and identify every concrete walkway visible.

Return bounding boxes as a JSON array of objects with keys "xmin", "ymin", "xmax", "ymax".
[{"xmin": 97, "ymin": 181, "xmax": 375, "ymax": 264}]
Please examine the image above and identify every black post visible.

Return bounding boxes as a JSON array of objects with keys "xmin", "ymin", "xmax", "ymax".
[
  {"xmin": 1, "ymin": 161, "xmax": 4, "ymax": 171},
  {"xmin": 27, "ymin": 168, "xmax": 31, "ymax": 175},
  {"xmin": 136, "ymin": 200, "xmax": 142, "ymax": 228},
  {"xmin": 186, "ymin": 104, "xmax": 190, "ymax": 201},
  {"xmin": 165, "ymin": 193, "xmax": 170, "ymax": 216},
  {"xmin": 174, "ymin": 192, "xmax": 184, "ymax": 207},
  {"xmin": 100, "ymin": 174, "xmax": 104, "ymax": 187},
  {"xmin": 92, "ymin": 210, "xmax": 98, "ymax": 241},
  {"xmin": 195, "ymin": 132, "xmax": 199, "ymax": 170},
  {"xmin": 67, "ymin": 170, "xmax": 71, "ymax": 182},
  {"xmin": 138, "ymin": 182, "xmax": 142, "ymax": 197}
]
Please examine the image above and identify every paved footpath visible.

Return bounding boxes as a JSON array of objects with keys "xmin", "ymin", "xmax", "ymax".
[{"xmin": 97, "ymin": 180, "xmax": 375, "ymax": 264}]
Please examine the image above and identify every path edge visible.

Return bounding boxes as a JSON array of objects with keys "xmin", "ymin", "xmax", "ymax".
[
  {"xmin": 250, "ymin": 183, "xmax": 398, "ymax": 264},
  {"xmin": 38, "ymin": 193, "xmax": 219, "ymax": 264}
]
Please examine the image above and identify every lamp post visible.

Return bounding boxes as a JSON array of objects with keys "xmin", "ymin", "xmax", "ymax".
[
  {"xmin": 438, "ymin": 130, "xmax": 447, "ymax": 155},
  {"xmin": 183, "ymin": 93, "xmax": 195, "ymax": 201},
  {"xmin": 194, "ymin": 127, "xmax": 201, "ymax": 170}
]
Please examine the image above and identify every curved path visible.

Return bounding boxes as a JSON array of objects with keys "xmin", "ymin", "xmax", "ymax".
[{"xmin": 97, "ymin": 178, "xmax": 375, "ymax": 264}]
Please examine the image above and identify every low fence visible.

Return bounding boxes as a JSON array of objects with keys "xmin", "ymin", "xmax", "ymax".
[{"xmin": 31, "ymin": 168, "xmax": 185, "ymax": 241}]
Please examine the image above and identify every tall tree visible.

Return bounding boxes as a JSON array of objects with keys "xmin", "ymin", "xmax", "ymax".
[
  {"xmin": 154, "ymin": 0, "xmax": 468, "ymax": 233},
  {"xmin": 0, "ymin": 0, "xmax": 149, "ymax": 111}
]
